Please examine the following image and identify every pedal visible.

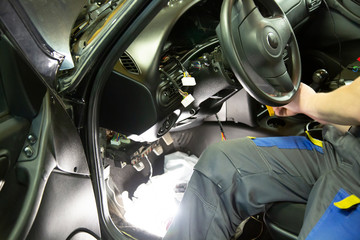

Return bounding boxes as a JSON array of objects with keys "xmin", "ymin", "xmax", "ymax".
[
  {"xmin": 133, "ymin": 161, "xmax": 145, "ymax": 172},
  {"xmin": 153, "ymin": 144, "xmax": 163, "ymax": 156},
  {"xmin": 131, "ymin": 157, "xmax": 145, "ymax": 172},
  {"xmin": 162, "ymin": 132, "xmax": 173, "ymax": 145}
]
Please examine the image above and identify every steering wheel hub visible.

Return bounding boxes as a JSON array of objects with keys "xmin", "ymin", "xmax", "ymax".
[
  {"xmin": 262, "ymin": 26, "xmax": 283, "ymax": 57},
  {"xmin": 267, "ymin": 32, "xmax": 279, "ymax": 49}
]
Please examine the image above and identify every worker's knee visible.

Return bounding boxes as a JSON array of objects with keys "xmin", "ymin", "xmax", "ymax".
[
  {"xmin": 195, "ymin": 142, "xmax": 230, "ymax": 172},
  {"xmin": 194, "ymin": 138, "xmax": 270, "ymax": 187},
  {"xmin": 193, "ymin": 141, "xmax": 243, "ymax": 190}
]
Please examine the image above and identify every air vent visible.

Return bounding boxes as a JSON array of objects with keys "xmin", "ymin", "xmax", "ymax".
[
  {"xmin": 119, "ymin": 52, "xmax": 140, "ymax": 75},
  {"xmin": 307, "ymin": 0, "xmax": 322, "ymax": 12}
]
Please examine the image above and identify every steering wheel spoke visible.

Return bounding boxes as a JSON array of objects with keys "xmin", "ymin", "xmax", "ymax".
[{"xmin": 266, "ymin": 71, "xmax": 294, "ymax": 93}]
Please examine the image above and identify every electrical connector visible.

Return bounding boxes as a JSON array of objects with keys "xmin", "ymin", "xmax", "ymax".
[
  {"xmin": 181, "ymin": 94, "xmax": 195, "ymax": 107},
  {"xmin": 110, "ymin": 133, "xmax": 121, "ymax": 147},
  {"xmin": 181, "ymin": 76, "xmax": 196, "ymax": 86},
  {"xmin": 120, "ymin": 136, "xmax": 131, "ymax": 144}
]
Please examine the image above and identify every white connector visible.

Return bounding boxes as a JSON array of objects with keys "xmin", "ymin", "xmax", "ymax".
[
  {"xmin": 181, "ymin": 76, "xmax": 196, "ymax": 86},
  {"xmin": 181, "ymin": 94, "xmax": 195, "ymax": 107}
]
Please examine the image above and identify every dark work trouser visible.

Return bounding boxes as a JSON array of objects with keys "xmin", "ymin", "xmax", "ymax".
[{"xmin": 163, "ymin": 126, "xmax": 360, "ymax": 240}]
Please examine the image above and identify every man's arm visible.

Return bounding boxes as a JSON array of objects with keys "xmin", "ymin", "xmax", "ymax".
[{"xmin": 273, "ymin": 77, "xmax": 360, "ymax": 127}]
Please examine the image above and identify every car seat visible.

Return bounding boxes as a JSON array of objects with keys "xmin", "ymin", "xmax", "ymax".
[{"xmin": 264, "ymin": 202, "xmax": 306, "ymax": 240}]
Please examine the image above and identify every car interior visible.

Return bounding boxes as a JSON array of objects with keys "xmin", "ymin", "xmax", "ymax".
[
  {"xmin": 1, "ymin": 0, "xmax": 360, "ymax": 239},
  {"xmin": 0, "ymin": 34, "xmax": 101, "ymax": 239},
  {"xmin": 80, "ymin": 0, "xmax": 360, "ymax": 239}
]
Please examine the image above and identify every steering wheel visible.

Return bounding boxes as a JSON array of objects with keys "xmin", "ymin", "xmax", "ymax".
[{"xmin": 217, "ymin": 0, "xmax": 301, "ymax": 106}]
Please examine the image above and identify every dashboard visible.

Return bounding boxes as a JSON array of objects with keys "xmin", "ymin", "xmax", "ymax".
[{"xmin": 99, "ymin": 0, "xmax": 321, "ymax": 141}]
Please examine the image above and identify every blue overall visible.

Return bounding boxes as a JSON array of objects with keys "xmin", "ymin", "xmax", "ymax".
[{"xmin": 163, "ymin": 125, "xmax": 360, "ymax": 240}]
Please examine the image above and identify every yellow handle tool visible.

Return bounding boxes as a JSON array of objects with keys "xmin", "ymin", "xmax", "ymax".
[{"xmin": 266, "ymin": 105, "xmax": 275, "ymax": 117}]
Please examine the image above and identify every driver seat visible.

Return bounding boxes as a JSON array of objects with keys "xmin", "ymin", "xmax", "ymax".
[{"xmin": 264, "ymin": 202, "xmax": 306, "ymax": 240}]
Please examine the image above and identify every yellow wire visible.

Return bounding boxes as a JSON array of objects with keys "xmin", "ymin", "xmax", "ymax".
[
  {"xmin": 178, "ymin": 89, "xmax": 188, "ymax": 97},
  {"xmin": 221, "ymin": 132, "xmax": 226, "ymax": 141},
  {"xmin": 72, "ymin": 21, "xmax": 89, "ymax": 35},
  {"xmin": 183, "ymin": 71, "xmax": 191, "ymax": 77},
  {"xmin": 87, "ymin": 0, "xmax": 127, "ymax": 44},
  {"xmin": 120, "ymin": 230, "xmax": 138, "ymax": 240}
]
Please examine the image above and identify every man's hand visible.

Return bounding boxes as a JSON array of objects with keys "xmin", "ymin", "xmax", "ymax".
[
  {"xmin": 273, "ymin": 83, "xmax": 316, "ymax": 117},
  {"xmin": 272, "ymin": 77, "xmax": 360, "ymax": 126}
]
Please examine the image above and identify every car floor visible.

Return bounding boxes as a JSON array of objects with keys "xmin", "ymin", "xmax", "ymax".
[
  {"xmin": 104, "ymin": 137, "xmax": 176, "ymax": 240},
  {"xmin": 104, "ymin": 119, "xmax": 312, "ymax": 240}
]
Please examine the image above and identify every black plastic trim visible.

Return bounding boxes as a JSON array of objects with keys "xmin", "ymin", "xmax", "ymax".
[{"xmin": 86, "ymin": 1, "xmax": 167, "ymax": 239}]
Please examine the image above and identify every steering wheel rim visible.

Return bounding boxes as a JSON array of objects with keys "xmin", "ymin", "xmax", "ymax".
[{"xmin": 217, "ymin": 0, "xmax": 301, "ymax": 106}]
